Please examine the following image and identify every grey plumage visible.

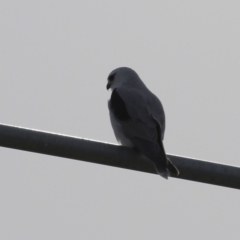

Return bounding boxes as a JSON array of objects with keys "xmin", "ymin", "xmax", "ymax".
[{"xmin": 107, "ymin": 67, "xmax": 179, "ymax": 179}]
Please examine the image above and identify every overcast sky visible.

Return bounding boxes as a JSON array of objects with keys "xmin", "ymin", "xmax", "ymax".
[{"xmin": 0, "ymin": 1, "xmax": 240, "ymax": 239}]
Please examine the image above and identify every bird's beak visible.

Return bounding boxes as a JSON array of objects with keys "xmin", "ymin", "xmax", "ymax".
[{"xmin": 106, "ymin": 82, "xmax": 111, "ymax": 90}]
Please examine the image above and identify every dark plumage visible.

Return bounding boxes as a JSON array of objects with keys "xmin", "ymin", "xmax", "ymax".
[
  {"xmin": 107, "ymin": 67, "xmax": 180, "ymax": 178},
  {"xmin": 108, "ymin": 72, "xmax": 116, "ymax": 82},
  {"xmin": 109, "ymin": 89, "xmax": 130, "ymax": 121}
]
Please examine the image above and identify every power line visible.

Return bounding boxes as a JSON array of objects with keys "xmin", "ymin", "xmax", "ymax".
[{"xmin": 0, "ymin": 123, "xmax": 239, "ymax": 189}]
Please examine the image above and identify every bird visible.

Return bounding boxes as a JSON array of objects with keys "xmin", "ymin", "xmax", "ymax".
[{"xmin": 107, "ymin": 67, "xmax": 179, "ymax": 179}]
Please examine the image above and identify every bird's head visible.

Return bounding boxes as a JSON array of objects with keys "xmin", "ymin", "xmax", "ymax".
[{"xmin": 106, "ymin": 67, "xmax": 144, "ymax": 91}]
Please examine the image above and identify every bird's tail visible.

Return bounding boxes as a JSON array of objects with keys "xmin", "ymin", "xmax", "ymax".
[
  {"xmin": 167, "ymin": 157, "xmax": 180, "ymax": 176},
  {"xmin": 153, "ymin": 157, "xmax": 180, "ymax": 179},
  {"xmin": 153, "ymin": 161, "xmax": 169, "ymax": 179},
  {"xmin": 154, "ymin": 165, "xmax": 169, "ymax": 179}
]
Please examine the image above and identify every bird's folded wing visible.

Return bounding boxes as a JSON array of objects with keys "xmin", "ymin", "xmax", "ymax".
[
  {"xmin": 116, "ymin": 88, "xmax": 159, "ymax": 143},
  {"xmin": 116, "ymin": 87, "xmax": 168, "ymax": 165}
]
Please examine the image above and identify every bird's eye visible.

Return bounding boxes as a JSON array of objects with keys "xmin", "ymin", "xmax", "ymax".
[{"xmin": 108, "ymin": 73, "xmax": 116, "ymax": 82}]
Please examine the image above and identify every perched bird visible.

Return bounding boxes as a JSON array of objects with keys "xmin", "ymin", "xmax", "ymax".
[{"xmin": 107, "ymin": 67, "xmax": 179, "ymax": 179}]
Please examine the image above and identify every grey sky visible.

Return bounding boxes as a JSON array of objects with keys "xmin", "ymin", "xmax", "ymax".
[{"xmin": 0, "ymin": 1, "xmax": 240, "ymax": 239}]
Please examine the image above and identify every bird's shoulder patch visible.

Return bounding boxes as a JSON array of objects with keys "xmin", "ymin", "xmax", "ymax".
[{"xmin": 110, "ymin": 89, "xmax": 130, "ymax": 121}]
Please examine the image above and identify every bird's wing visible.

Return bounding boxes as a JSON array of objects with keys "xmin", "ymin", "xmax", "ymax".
[
  {"xmin": 115, "ymin": 88, "xmax": 164, "ymax": 139},
  {"xmin": 115, "ymin": 87, "xmax": 168, "ymax": 166}
]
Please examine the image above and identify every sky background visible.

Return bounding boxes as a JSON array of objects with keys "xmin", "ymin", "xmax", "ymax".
[{"xmin": 0, "ymin": 1, "xmax": 240, "ymax": 239}]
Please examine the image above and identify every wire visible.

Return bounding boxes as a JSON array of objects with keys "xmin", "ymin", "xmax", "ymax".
[{"xmin": 0, "ymin": 123, "xmax": 239, "ymax": 189}]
